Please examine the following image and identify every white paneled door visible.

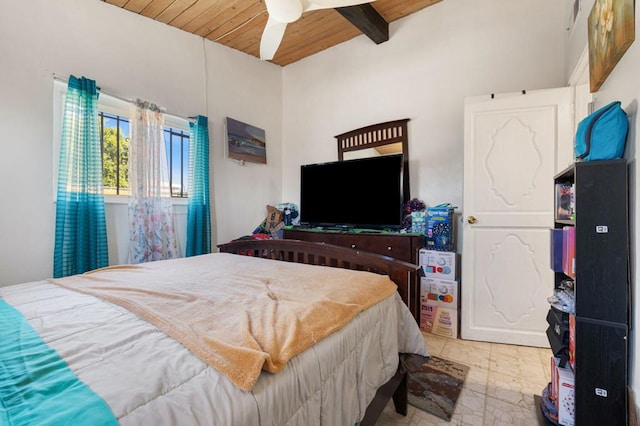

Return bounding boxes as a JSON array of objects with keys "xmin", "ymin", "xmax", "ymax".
[{"xmin": 461, "ymin": 89, "xmax": 572, "ymax": 347}]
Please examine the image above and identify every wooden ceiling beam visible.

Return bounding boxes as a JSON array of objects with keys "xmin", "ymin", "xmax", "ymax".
[{"xmin": 334, "ymin": 3, "xmax": 388, "ymax": 44}]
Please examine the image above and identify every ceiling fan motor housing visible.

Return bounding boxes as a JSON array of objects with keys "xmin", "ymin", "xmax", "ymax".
[{"xmin": 267, "ymin": 0, "xmax": 303, "ymax": 23}]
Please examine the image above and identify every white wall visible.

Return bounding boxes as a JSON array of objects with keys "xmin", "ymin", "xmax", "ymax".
[
  {"xmin": 205, "ymin": 42, "xmax": 284, "ymax": 250},
  {"xmin": 281, "ymin": 0, "xmax": 567, "ymax": 225},
  {"xmin": 565, "ymin": 0, "xmax": 640, "ymax": 411},
  {"xmin": 0, "ymin": 0, "xmax": 282, "ymax": 285},
  {"xmin": 3, "ymin": 0, "xmax": 636, "ymax": 411}
]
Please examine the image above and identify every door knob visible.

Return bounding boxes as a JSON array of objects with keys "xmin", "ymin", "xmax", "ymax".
[{"xmin": 467, "ymin": 215, "xmax": 477, "ymax": 224}]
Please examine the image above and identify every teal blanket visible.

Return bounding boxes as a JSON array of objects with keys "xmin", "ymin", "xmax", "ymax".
[{"xmin": 0, "ymin": 300, "xmax": 118, "ymax": 426}]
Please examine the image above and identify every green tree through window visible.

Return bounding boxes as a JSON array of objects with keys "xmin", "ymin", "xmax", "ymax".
[{"xmin": 102, "ymin": 126, "xmax": 129, "ymax": 194}]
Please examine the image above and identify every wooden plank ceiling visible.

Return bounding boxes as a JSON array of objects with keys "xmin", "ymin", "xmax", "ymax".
[{"xmin": 103, "ymin": 0, "xmax": 442, "ymax": 66}]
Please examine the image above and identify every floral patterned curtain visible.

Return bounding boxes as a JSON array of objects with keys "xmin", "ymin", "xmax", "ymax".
[{"xmin": 127, "ymin": 100, "xmax": 178, "ymax": 263}]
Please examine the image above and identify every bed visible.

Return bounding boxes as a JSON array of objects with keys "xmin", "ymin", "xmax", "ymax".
[{"xmin": 1, "ymin": 239, "xmax": 427, "ymax": 425}]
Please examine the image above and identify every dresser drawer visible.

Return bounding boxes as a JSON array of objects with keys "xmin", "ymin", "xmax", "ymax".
[
  {"xmin": 283, "ymin": 229, "xmax": 420, "ymax": 264},
  {"xmin": 338, "ymin": 235, "xmax": 412, "ymax": 261},
  {"xmin": 283, "ymin": 229, "xmax": 338, "ymax": 245}
]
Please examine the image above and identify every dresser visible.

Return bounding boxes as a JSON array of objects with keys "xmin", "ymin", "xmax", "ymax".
[
  {"xmin": 283, "ymin": 228, "xmax": 424, "ymax": 322},
  {"xmin": 283, "ymin": 228, "xmax": 424, "ymax": 263}
]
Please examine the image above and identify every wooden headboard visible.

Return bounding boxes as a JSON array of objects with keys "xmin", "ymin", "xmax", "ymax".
[{"xmin": 218, "ymin": 239, "xmax": 420, "ymax": 321}]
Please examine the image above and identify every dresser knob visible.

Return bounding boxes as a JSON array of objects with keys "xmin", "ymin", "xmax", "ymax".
[
  {"xmin": 387, "ymin": 246, "xmax": 392, "ymax": 251},
  {"xmin": 351, "ymin": 244, "xmax": 356, "ymax": 249}
]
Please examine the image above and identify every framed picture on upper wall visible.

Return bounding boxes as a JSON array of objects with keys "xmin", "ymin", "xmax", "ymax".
[
  {"xmin": 588, "ymin": 0, "xmax": 635, "ymax": 92},
  {"xmin": 225, "ymin": 117, "xmax": 267, "ymax": 164}
]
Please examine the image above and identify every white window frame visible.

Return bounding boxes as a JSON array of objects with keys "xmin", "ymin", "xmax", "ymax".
[{"xmin": 53, "ymin": 80, "xmax": 190, "ymax": 205}]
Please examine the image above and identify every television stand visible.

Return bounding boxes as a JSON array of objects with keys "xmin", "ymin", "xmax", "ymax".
[{"xmin": 283, "ymin": 227, "xmax": 424, "ymax": 322}]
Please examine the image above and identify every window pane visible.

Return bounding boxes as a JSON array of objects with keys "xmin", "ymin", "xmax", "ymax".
[
  {"xmin": 118, "ymin": 131, "xmax": 129, "ymax": 195},
  {"xmin": 101, "ymin": 115, "xmax": 119, "ymax": 195},
  {"xmin": 163, "ymin": 127, "xmax": 189, "ymax": 198},
  {"xmin": 172, "ymin": 136, "xmax": 182, "ymax": 196},
  {"xmin": 104, "ymin": 116, "xmax": 117, "ymax": 129},
  {"xmin": 100, "ymin": 112, "xmax": 129, "ymax": 195},
  {"xmin": 118, "ymin": 132, "xmax": 131, "ymax": 195}
]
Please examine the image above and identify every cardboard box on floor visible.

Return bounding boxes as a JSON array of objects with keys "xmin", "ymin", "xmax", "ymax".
[
  {"xmin": 419, "ymin": 249, "xmax": 457, "ymax": 280},
  {"xmin": 420, "ymin": 302, "xmax": 436, "ymax": 333},
  {"xmin": 551, "ymin": 356, "xmax": 575, "ymax": 426},
  {"xmin": 432, "ymin": 307, "xmax": 458, "ymax": 339},
  {"xmin": 420, "ymin": 277, "xmax": 458, "ymax": 309},
  {"xmin": 420, "ymin": 301, "xmax": 458, "ymax": 339}
]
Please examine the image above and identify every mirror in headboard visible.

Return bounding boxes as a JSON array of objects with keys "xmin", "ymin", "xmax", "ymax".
[{"xmin": 335, "ymin": 119, "xmax": 410, "ymax": 204}]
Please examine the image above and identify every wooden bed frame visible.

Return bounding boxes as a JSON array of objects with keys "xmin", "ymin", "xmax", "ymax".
[
  {"xmin": 218, "ymin": 239, "xmax": 420, "ymax": 424},
  {"xmin": 218, "ymin": 238, "xmax": 419, "ymax": 316}
]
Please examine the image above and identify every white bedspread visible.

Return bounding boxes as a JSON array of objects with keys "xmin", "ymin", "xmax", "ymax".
[{"xmin": 1, "ymin": 277, "xmax": 427, "ymax": 425}]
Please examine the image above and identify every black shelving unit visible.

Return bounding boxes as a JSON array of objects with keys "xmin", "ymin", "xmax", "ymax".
[{"xmin": 542, "ymin": 159, "xmax": 630, "ymax": 425}]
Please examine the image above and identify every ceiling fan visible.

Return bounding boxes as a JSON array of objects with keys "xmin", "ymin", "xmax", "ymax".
[{"xmin": 260, "ymin": 0, "xmax": 377, "ymax": 60}]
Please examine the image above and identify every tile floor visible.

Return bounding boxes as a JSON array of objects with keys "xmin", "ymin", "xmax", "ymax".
[{"xmin": 377, "ymin": 332, "xmax": 552, "ymax": 426}]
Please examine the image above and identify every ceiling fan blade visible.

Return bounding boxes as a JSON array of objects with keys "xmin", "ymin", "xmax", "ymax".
[
  {"xmin": 260, "ymin": 0, "xmax": 377, "ymax": 60},
  {"xmin": 260, "ymin": 16, "xmax": 288, "ymax": 60},
  {"xmin": 303, "ymin": 0, "xmax": 376, "ymax": 12}
]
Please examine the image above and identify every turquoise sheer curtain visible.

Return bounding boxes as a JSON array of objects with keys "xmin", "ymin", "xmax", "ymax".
[
  {"xmin": 186, "ymin": 115, "xmax": 212, "ymax": 256},
  {"xmin": 53, "ymin": 76, "xmax": 108, "ymax": 278}
]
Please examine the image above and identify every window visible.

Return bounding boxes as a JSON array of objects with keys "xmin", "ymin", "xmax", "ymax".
[
  {"xmin": 54, "ymin": 79, "xmax": 190, "ymax": 200},
  {"xmin": 98, "ymin": 111, "xmax": 189, "ymax": 198},
  {"xmin": 100, "ymin": 112, "xmax": 130, "ymax": 196},
  {"xmin": 164, "ymin": 127, "xmax": 189, "ymax": 198}
]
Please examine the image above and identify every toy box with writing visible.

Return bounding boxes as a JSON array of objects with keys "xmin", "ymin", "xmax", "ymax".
[
  {"xmin": 555, "ymin": 357, "xmax": 575, "ymax": 426},
  {"xmin": 420, "ymin": 277, "xmax": 458, "ymax": 309},
  {"xmin": 426, "ymin": 204, "xmax": 455, "ymax": 252},
  {"xmin": 419, "ymin": 249, "xmax": 456, "ymax": 280},
  {"xmin": 420, "ymin": 303, "xmax": 436, "ymax": 333},
  {"xmin": 551, "ymin": 356, "xmax": 575, "ymax": 426},
  {"xmin": 419, "ymin": 302, "xmax": 458, "ymax": 339},
  {"xmin": 431, "ymin": 307, "xmax": 458, "ymax": 339}
]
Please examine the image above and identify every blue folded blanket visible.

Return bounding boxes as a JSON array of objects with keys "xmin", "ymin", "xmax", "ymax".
[{"xmin": 0, "ymin": 300, "xmax": 117, "ymax": 426}]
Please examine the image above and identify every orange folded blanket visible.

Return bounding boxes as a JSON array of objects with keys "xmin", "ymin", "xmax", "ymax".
[{"xmin": 50, "ymin": 253, "xmax": 397, "ymax": 391}]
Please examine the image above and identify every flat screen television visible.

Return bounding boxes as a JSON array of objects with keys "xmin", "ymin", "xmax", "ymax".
[{"xmin": 299, "ymin": 154, "xmax": 404, "ymax": 230}]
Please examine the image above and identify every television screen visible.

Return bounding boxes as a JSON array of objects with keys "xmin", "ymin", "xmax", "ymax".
[{"xmin": 299, "ymin": 154, "xmax": 404, "ymax": 230}]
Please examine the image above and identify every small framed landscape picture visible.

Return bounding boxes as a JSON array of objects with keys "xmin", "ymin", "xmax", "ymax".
[{"xmin": 226, "ymin": 117, "xmax": 267, "ymax": 164}]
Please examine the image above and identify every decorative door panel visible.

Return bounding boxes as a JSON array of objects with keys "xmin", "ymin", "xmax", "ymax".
[
  {"xmin": 466, "ymin": 228, "xmax": 553, "ymax": 346},
  {"xmin": 462, "ymin": 88, "xmax": 571, "ymax": 346},
  {"xmin": 472, "ymin": 107, "xmax": 556, "ymax": 215}
]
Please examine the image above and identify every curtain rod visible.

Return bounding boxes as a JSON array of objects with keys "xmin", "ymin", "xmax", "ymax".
[{"xmin": 52, "ymin": 74, "xmax": 195, "ymax": 122}]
